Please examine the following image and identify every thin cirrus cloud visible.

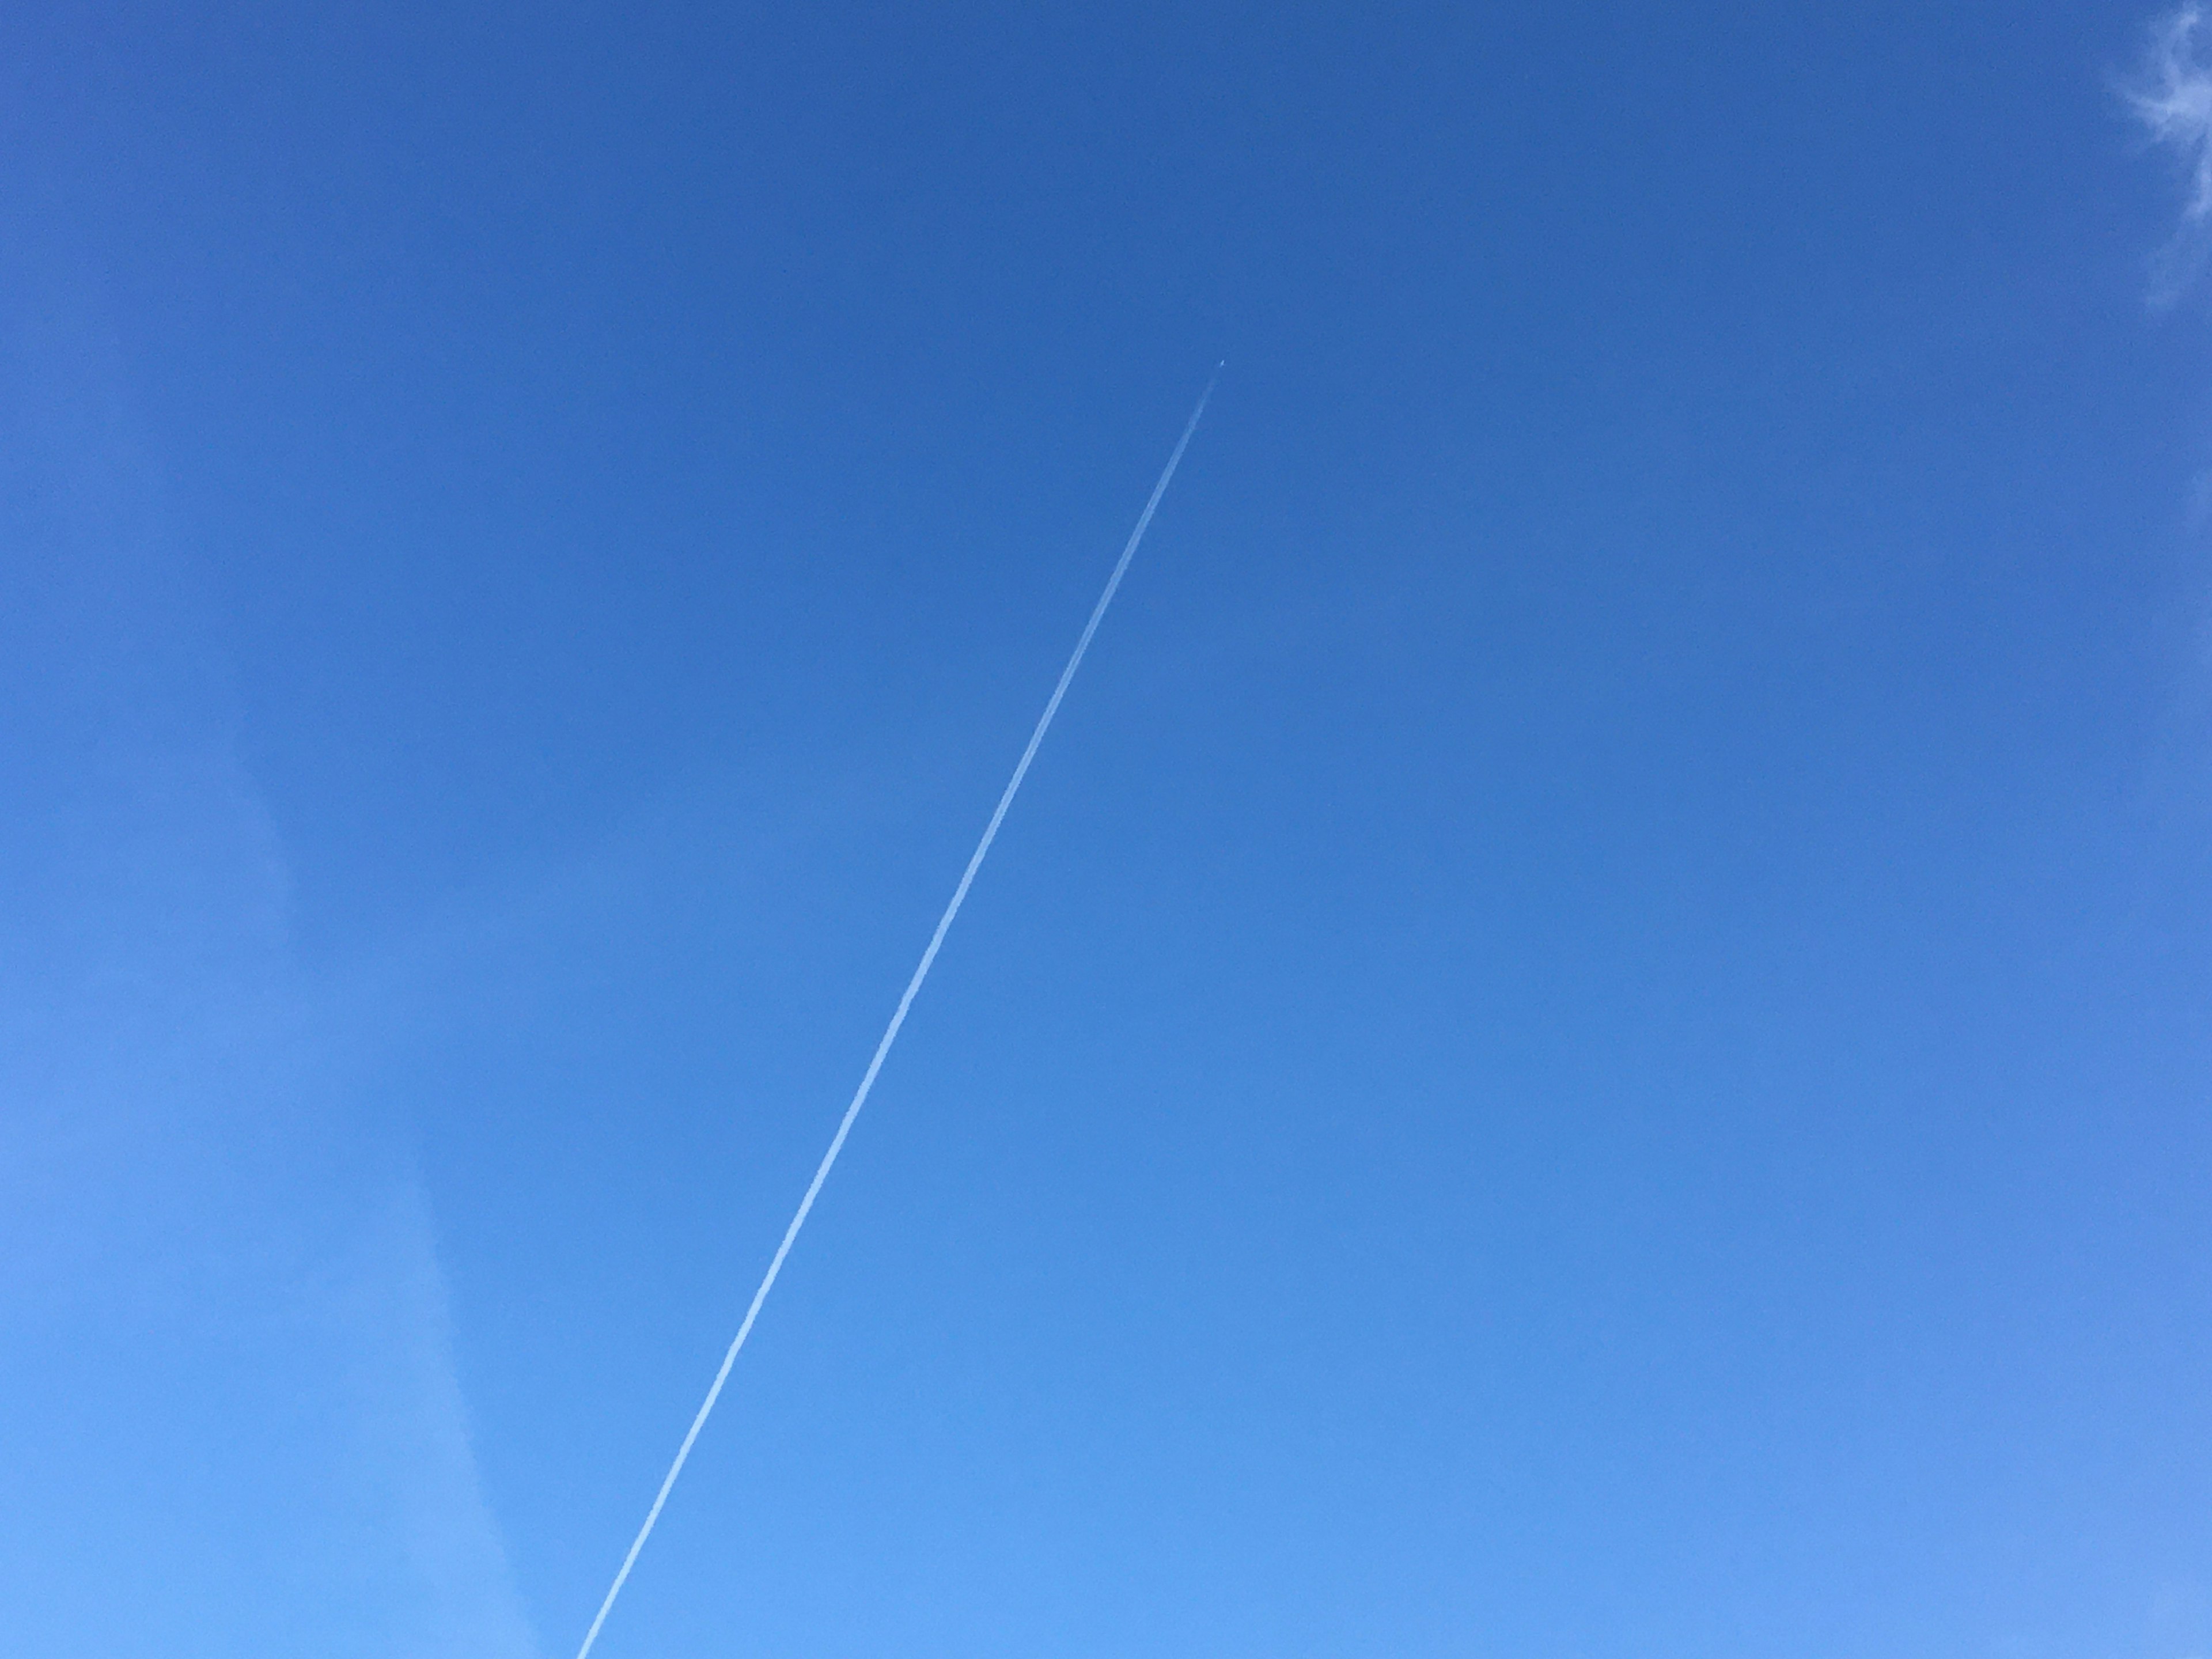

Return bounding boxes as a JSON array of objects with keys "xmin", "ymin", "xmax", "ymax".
[
  {"xmin": 2124, "ymin": 5, "xmax": 2212, "ymax": 298},
  {"xmin": 0, "ymin": 265, "xmax": 541, "ymax": 1659}
]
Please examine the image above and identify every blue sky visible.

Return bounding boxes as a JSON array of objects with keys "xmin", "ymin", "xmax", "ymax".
[{"xmin": 5, "ymin": 2, "xmax": 2211, "ymax": 1655}]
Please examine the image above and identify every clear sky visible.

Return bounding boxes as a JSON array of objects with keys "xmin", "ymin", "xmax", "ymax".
[{"xmin": 5, "ymin": 3, "xmax": 2210, "ymax": 1656}]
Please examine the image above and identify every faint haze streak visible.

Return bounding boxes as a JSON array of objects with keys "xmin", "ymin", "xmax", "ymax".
[
  {"xmin": 0, "ymin": 268, "xmax": 540, "ymax": 1657},
  {"xmin": 572, "ymin": 373, "xmax": 1219, "ymax": 1659}
]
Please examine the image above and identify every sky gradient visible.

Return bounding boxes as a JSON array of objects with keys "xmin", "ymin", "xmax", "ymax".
[{"xmin": 5, "ymin": 3, "xmax": 2211, "ymax": 1656}]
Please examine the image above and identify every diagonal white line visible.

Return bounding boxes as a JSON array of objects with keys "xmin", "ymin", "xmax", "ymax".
[{"xmin": 573, "ymin": 371, "xmax": 1218, "ymax": 1658}]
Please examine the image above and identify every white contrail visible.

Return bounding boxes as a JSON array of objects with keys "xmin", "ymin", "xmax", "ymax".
[{"xmin": 572, "ymin": 372, "xmax": 1218, "ymax": 1659}]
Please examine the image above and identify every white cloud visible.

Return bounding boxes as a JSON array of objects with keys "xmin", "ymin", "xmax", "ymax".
[{"xmin": 2124, "ymin": 6, "xmax": 2212, "ymax": 297}]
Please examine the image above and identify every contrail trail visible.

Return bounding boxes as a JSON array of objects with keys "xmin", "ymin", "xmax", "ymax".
[{"xmin": 572, "ymin": 371, "xmax": 1218, "ymax": 1659}]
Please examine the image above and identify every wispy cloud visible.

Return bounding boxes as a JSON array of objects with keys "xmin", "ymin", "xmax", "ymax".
[
  {"xmin": 327, "ymin": 1187, "xmax": 542, "ymax": 1659},
  {"xmin": 2123, "ymin": 6, "xmax": 2212, "ymax": 299},
  {"xmin": 0, "ymin": 260, "xmax": 539, "ymax": 1658}
]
